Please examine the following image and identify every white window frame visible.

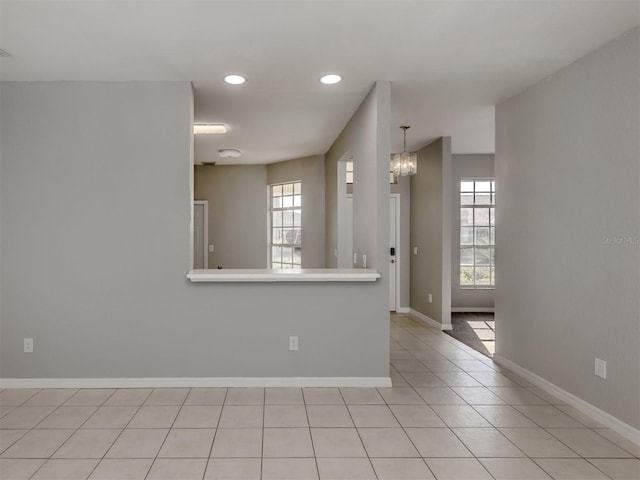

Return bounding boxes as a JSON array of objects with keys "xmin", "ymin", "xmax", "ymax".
[
  {"xmin": 460, "ymin": 178, "xmax": 495, "ymax": 289},
  {"xmin": 269, "ymin": 181, "xmax": 302, "ymax": 269}
]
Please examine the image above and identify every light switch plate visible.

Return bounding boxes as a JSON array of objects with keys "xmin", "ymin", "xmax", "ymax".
[{"xmin": 595, "ymin": 358, "xmax": 606, "ymax": 379}]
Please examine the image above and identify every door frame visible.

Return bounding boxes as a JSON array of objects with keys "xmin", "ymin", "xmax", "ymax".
[
  {"xmin": 390, "ymin": 193, "xmax": 401, "ymax": 311},
  {"xmin": 194, "ymin": 200, "xmax": 209, "ymax": 269}
]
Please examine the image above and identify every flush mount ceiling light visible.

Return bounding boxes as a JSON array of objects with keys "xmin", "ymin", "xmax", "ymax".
[
  {"xmin": 193, "ymin": 124, "xmax": 227, "ymax": 135},
  {"xmin": 320, "ymin": 74, "xmax": 342, "ymax": 85},
  {"xmin": 224, "ymin": 74, "xmax": 246, "ymax": 85},
  {"xmin": 392, "ymin": 126, "xmax": 417, "ymax": 177},
  {"xmin": 218, "ymin": 148, "xmax": 242, "ymax": 158}
]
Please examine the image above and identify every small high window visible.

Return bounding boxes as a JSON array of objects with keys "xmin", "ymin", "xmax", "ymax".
[
  {"xmin": 346, "ymin": 160, "xmax": 396, "ymax": 184},
  {"xmin": 346, "ymin": 161, "xmax": 354, "ymax": 185}
]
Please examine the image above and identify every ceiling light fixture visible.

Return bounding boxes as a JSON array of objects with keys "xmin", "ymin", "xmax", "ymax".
[
  {"xmin": 224, "ymin": 74, "xmax": 246, "ymax": 85},
  {"xmin": 218, "ymin": 148, "xmax": 242, "ymax": 158},
  {"xmin": 392, "ymin": 126, "xmax": 417, "ymax": 177},
  {"xmin": 320, "ymin": 74, "xmax": 342, "ymax": 85},
  {"xmin": 194, "ymin": 124, "xmax": 227, "ymax": 134}
]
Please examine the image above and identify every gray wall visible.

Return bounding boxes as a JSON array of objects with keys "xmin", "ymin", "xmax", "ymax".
[
  {"xmin": 267, "ymin": 155, "xmax": 325, "ymax": 268},
  {"xmin": 323, "ymin": 77, "xmax": 391, "ymax": 316},
  {"xmin": 326, "ymin": 84, "xmax": 390, "ymax": 272},
  {"xmin": 496, "ymin": 28, "xmax": 640, "ymax": 429},
  {"xmin": 194, "ymin": 165, "xmax": 268, "ymax": 269},
  {"xmin": 451, "ymin": 154, "xmax": 495, "ymax": 309},
  {"xmin": 410, "ymin": 138, "xmax": 452, "ymax": 326},
  {"xmin": 391, "ymin": 176, "xmax": 410, "ymax": 310},
  {"xmin": 0, "ymin": 81, "xmax": 390, "ymax": 379}
]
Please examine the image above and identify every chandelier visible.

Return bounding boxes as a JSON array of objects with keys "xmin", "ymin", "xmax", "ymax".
[{"xmin": 392, "ymin": 125, "xmax": 417, "ymax": 177}]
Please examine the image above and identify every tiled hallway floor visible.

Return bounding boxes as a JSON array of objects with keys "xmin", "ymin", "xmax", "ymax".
[
  {"xmin": 0, "ymin": 313, "xmax": 638, "ymax": 480},
  {"xmin": 446, "ymin": 313, "xmax": 495, "ymax": 357}
]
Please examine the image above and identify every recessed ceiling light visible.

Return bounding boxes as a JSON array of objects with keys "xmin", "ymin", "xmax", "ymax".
[
  {"xmin": 193, "ymin": 124, "xmax": 227, "ymax": 134},
  {"xmin": 224, "ymin": 74, "xmax": 246, "ymax": 85},
  {"xmin": 218, "ymin": 148, "xmax": 242, "ymax": 158},
  {"xmin": 320, "ymin": 74, "xmax": 342, "ymax": 85}
]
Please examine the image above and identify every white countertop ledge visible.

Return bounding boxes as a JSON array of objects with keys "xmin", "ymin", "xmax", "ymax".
[{"xmin": 187, "ymin": 268, "xmax": 381, "ymax": 283}]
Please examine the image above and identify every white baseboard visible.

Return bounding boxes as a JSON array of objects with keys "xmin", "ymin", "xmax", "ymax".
[
  {"xmin": 451, "ymin": 307, "xmax": 495, "ymax": 313},
  {"xmin": 494, "ymin": 355, "xmax": 640, "ymax": 447},
  {"xmin": 0, "ymin": 377, "xmax": 392, "ymax": 389},
  {"xmin": 409, "ymin": 308, "xmax": 453, "ymax": 331},
  {"xmin": 396, "ymin": 307, "xmax": 411, "ymax": 313}
]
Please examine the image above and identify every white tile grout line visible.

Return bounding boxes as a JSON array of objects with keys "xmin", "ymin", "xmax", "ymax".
[
  {"xmin": 259, "ymin": 388, "xmax": 265, "ymax": 480},
  {"xmin": 146, "ymin": 388, "xmax": 190, "ymax": 480},
  {"xmin": 337, "ymin": 387, "xmax": 381, "ymax": 479},
  {"xmin": 203, "ymin": 387, "xmax": 229, "ymax": 480},
  {"xmin": 302, "ymin": 388, "xmax": 322, "ymax": 480}
]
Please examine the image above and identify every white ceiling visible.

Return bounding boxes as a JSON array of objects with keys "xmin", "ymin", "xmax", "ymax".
[{"xmin": 1, "ymin": 1, "xmax": 638, "ymax": 164}]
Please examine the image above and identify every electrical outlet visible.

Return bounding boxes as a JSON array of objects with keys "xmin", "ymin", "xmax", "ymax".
[
  {"xmin": 24, "ymin": 338, "xmax": 34, "ymax": 353},
  {"xmin": 595, "ymin": 358, "xmax": 607, "ymax": 379},
  {"xmin": 289, "ymin": 336, "xmax": 299, "ymax": 351},
  {"xmin": 428, "ymin": 293, "xmax": 433, "ymax": 303}
]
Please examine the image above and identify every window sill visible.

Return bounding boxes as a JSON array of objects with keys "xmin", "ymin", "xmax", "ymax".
[
  {"xmin": 459, "ymin": 286, "xmax": 495, "ymax": 290},
  {"xmin": 187, "ymin": 268, "xmax": 381, "ymax": 283}
]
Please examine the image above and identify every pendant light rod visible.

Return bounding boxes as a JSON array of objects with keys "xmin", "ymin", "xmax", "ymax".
[{"xmin": 400, "ymin": 125, "xmax": 410, "ymax": 152}]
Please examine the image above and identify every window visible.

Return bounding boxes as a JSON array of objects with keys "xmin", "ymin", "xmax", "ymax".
[
  {"xmin": 346, "ymin": 161, "xmax": 354, "ymax": 185},
  {"xmin": 460, "ymin": 179, "xmax": 495, "ymax": 288},
  {"xmin": 345, "ymin": 160, "xmax": 396, "ymax": 185},
  {"xmin": 270, "ymin": 181, "xmax": 302, "ymax": 269}
]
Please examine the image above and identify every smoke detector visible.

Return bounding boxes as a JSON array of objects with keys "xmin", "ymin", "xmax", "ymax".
[{"xmin": 218, "ymin": 149, "xmax": 242, "ymax": 159}]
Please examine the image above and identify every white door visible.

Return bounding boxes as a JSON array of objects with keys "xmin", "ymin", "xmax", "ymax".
[
  {"xmin": 193, "ymin": 201, "xmax": 208, "ymax": 269},
  {"xmin": 389, "ymin": 196, "xmax": 398, "ymax": 311}
]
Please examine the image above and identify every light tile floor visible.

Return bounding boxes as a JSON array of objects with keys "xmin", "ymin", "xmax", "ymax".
[
  {"xmin": 447, "ymin": 313, "xmax": 495, "ymax": 357},
  {"xmin": 0, "ymin": 313, "xmax": 638, "ymax": 479}
]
